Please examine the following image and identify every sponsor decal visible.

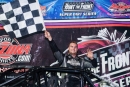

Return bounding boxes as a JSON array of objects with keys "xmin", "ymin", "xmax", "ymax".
[
  {"xmin": 109, "ymin": 2, "xmax": 130, "ymax": 13},
  {"xmin": 0, "ymin": 35, "xmax": 32, "ymax": 65},
  {"xmin": 40, "ymin": 6, "xmax": 46, "ymax": 16},
  {"xmin": 63, "ymin": 1, "xmax": 94, "ymax": 12},
  {"xmin": 60, "ymin": 1, "xmax": 96, "ymax": 17},
  {"xmin": 76, "ymin": 28, "xmax": 130, "ymax": 86}
]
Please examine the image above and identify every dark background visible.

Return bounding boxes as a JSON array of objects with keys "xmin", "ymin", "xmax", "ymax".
[{"xmin": 0, "ymin": 27, "xmax": 130, "ymax": 66}]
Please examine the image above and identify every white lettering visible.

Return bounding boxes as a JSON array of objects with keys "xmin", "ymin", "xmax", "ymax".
[
  {"xmin": 64, "ymin": 3, "xmax": 75, "ymax": 10},
  {"xmin": 119, "ymin": 78, "xmax": 125, "ymax": 87},
  {"xmin": 115, "ymin": 54, "xmax": 122, "ymax": 69},
  {"xmin": 122, "ymin": 51, "xmax": 130, "ymax": 67},
  {"xmin": 108, "ymin": 57, "xmax": 115, "ymax": 71},
  {"xmin": 17, "ymin": 55, "xmax": 31, "ymax": 62},
  {"xmin": 100, "ymin": 51, "xmax": 130, "ymax": 73},
  {"xmin": 90, "ymin": 66, "xmax": 100, "ymax": 73},
  {"xmin": 126, "ymin": 76, "xmax": 130, "ymax": 85},
  {"xmin": 100, "ymin": 53, "xmax": 108, "ymax": 73}
]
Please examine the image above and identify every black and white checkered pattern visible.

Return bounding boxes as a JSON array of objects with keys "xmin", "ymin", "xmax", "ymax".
[{"xmin": 0, "ymin": 0, "xmax": 45, "ymax": 38}]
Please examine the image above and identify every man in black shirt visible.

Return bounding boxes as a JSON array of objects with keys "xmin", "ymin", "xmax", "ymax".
[{"xmin": 44, "ymin": 31, "xmax": 97, "ymax": 87}]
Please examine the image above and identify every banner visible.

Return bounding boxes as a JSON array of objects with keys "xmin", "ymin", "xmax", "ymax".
[
  {"xmin": 78, "ymin": 29, "xmax": 130, "ymax": 86},
  {"xmin": 0, "ymin": 27, "xmax": 130, "ymax": 87},
  {"xmin": 0, "ymin": 27, "xmax": 129, "ymax": 66},
  {"xmin": 39, "ymin": 0, "xmax": 130, "ymax": 19},
  {"xmin": 1, "ymin": 0, "xmax": 130, "ymax": 28},
  {"xmin": 39, "ymin": 0, "xmax": 130, "ymax": 28}
]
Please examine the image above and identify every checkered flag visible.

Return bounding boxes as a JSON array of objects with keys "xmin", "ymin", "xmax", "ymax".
[{"xmin": 0, "ymin": 0, "xmax": 45, "ymax": 38}]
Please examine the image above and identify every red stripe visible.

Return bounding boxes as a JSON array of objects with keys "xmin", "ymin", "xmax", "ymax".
[
  {"xmin": 0, "ymin": 26, "xmax": 3, "ymax": 30},
  {"xmin": 46, "ymin": 24, "xmax": 130, "ymax": 28},
  {"xmin": 0, "ymin": 24, "xmax": 130, "ymax": 30}
]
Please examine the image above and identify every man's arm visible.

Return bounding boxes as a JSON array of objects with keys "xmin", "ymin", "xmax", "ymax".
[
  {"xmin": 44, "ymin": 31, "xmax": 64, "ymax": 64},
  {"xmin": 83, "ymin": 57, "xmax": 97, "ymax": 68},
  {"xmin": 83, "ymin": 49, "xmax": 97, "ymax": 68}
]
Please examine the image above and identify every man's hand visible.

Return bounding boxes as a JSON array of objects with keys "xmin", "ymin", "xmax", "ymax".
[
  {"xmin": 86, "ymin": 48, "xmax": 93, "ymax": 60},
  {"xmin": 44, "ymin": 31, "xmax": 52, "ymax": 41}
]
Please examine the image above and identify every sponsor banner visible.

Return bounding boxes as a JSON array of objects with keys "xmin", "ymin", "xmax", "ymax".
[
  {"xmin": 0, "ymin": 27, "xmax": 130, "ymax": 86},
  {"xmin": 39, "ymin": 0, "xmax": 130, "ymax": 19},
  {"xmin": 0, "ymin": 28, "xmax": 129, "ymax": 67},
  {"xmin": 0, "ymin": 35, "xmax": 32, "ymax": 67},
  {"xmin": 40, "ymin": 0, "xmax": 130, "ymax": 28},
  {"xmin": 77, "ymin": 28, "xmax": 130, "ymax": 87},
  {"xmin": 95, "ymin": 40, "xmax": 130, "ymax": 87},
  {"xmin": 1, "ymin": 0, "xmax": 130, "ymax": 28}
]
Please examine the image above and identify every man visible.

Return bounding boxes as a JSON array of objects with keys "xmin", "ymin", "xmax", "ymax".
[{"xmin": 44, "ymin": 31, "xmax": 97, "ymax": 87}]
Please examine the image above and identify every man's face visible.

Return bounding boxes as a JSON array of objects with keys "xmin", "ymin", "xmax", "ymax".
[{"xmin": 68, "ymin": 43, "xmax": 78, "ymax": 55}]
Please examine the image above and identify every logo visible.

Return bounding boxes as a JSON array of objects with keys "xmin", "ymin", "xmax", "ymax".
[
  {"xmin": 63, "ymin": 1, "xmax": 94, "ymax": 12},
  {"xmin": 109, "ymin": 2, "xmax": 130, "ymax": 13},
  {"xmin": 0, "ymin": 35, "xmax": 32, "ymax": 65},
  {"xmin": 40, "ymin": 6, "xmax": 46, "ymax": 16}
]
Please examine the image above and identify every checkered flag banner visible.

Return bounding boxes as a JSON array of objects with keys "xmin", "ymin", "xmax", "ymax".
[{"xmin": 0, "ymin": 0, "xmax": 45, "ymax": 38}]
